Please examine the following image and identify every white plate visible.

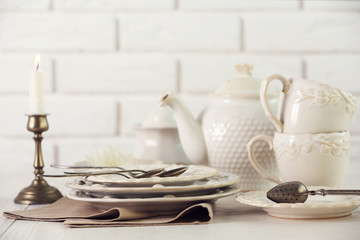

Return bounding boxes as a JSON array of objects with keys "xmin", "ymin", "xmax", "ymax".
[
  {"xmin": 85, "ymin": 164, "xmax": 218, "ymax": 187},
  {"xmin": 65, "ymin": 172, "xmax": 240, "ymax": 198},
  {"xmin": 67, "ymin": 185, "xmax": 241, "ymax": 214},
  {"xmin": 236, "ymin": 189, "xmax": 360, "ymax": 219}
]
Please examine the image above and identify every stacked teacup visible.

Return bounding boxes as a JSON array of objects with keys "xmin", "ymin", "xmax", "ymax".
[{"xmin": 247, "ymin": 74, "xmax": 358, "ymax": 187}]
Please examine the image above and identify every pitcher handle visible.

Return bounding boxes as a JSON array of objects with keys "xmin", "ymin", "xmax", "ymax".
[
  {"xmin": 247, "ymin": 135, "xmax": 281, "ymax": 184},
  {"xmin": 260, "ymin": 74, "xmax": 291, "ymax": 133}
]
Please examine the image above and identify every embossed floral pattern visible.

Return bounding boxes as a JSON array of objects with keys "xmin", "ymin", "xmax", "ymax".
[
  {"xmin": 274, "ymin": 133, "xmax": 350, "ymax": 160},
  {"xmin": 294, "ymin": 88, "xmax": 357, "ymax": 117},
  {"xmin": 344, "ymin": 93, "xmax": 358, "ymax": 117}
]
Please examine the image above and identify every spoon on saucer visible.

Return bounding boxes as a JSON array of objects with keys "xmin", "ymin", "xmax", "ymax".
[{"xmin": 267, "ymin": 181, "xmax": 360, "ymax": 204}]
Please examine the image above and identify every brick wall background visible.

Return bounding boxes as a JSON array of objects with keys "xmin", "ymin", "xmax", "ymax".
[{"xmin": 0, "ymin": 0, "xmax": 359, "ymax": 183}]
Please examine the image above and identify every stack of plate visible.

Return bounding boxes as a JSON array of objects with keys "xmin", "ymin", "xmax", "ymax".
[{"xmin": 65, "ymin": 164, "xmax": 241, "ymax": 213}]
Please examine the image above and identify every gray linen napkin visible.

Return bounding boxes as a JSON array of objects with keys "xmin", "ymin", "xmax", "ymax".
[{"xmin": 3, "ymin": 197, "xmax": 213, "ymax": 228}]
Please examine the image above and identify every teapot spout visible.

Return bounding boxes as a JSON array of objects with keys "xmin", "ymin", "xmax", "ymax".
[{"xmin": 160, "ymin": 93, "xmax": 207, "ymax": 165}]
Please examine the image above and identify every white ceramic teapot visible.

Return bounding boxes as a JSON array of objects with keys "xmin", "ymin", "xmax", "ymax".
[{"xmin": 160, "ymin": 64, "xmax": 278, "ymax": 190}]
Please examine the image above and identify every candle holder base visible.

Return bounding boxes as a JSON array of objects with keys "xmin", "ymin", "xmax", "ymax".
[
  {"xmin": 14, "ymin": 114, "xmax": 63, "ymax": 205},
  {"xmin": 14, "ymin": 177, "xmax": 62, "ymax": 205}
]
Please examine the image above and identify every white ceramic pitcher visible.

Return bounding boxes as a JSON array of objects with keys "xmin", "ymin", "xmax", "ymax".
[{"xmin": 260, "ymin": 75, "xmax": 357, "ymax": 134}]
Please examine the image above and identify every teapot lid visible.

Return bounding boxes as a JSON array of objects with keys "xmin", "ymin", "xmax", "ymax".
[
  {"xmin": 212, "ymin": 63, "xmax": 262, "ymax": 97},
  {"xmin": 142, "ymin": 106, "xmax": 177, "ymax": 128}
]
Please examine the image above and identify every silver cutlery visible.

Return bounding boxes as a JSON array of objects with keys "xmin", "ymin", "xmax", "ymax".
[
  {"xmin": 51, "ymin": 164, "xmax": 147, "ymax": 173},
  {"xmin": 64, "ymin": 168, "xmax": 166, "ymax": 178},
  {"xmin": 42, "ymin": 165, "xmax": 188, "ymax": 179},
  {"xmin": 40, "ymin": 170, "xmax": 132, "ymax": 179},
  {"xmin": 50, "ymin": 164, "xmax": 163, "ymax": 178},
  {"xmin": 267, "ymin": 181, "xmax": 360, "ymax": 203},
  {"xmin": 157, "ymin": 166, "xmax": 188, "ymax": 177}
]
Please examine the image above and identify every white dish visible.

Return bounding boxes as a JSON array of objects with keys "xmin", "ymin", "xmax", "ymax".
[
  {"xmin": 65, "ymin": 172, "xmax": 239, "ymax": 198},
  {"xmin": 67, "ymin": 185, "xmax": 241, "ymax": 214},
  {"xmin": 85, "ymin": 164, "xmax": 218, "ymax": 187},
  {"xmin": 236, "ymin": 189, "xmax": 360, "ymax": 219}
]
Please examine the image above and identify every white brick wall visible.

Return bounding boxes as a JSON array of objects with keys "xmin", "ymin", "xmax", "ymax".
[
  {"xmin": 245, "ymin": 12, "xmax": 360, "ymax": 52},
  {"xmin": 304, "ymin": 0, "xmax": 360, "ymax": 10},
  {"xmin": 121, "ymin": 14, "xmax": 240, "ymax": 51},
  {"xmin": 0, "ymin": 14, "xmax": 115, "ymax": 51},
  {"xmin": 118, "ymin": 94, "xmax": 161, "ymax": 135},
  {"xmin": 180, "ymin": 55, "xmax": 302, "ymax": 92},
  {"xmin": 0, "ymin": 96, "xmax": 29, "ymax": 136},
  {"xmin": 179, "ymin": 0, "xmax": 299, "ymax": 10},
  {"xmin": 0, "ymin": 0, "xmax": 48, "ymax": 11},
  {"xmin": 56, "ymin": 55, "xmax": 177, "ymax": 93},
  {"xmin": 0, "ymin": 54, "xmax": 52, "ymax": 92},
  {"xmin": 306, "ymin": 55, "xmax": 360, "ymax": 93},
  {"xmin": 47, "ymin": 96, "xmax": 117, "ymax": 136},
  {"xmin": 0, "ymin": 0, "xmax": 359, "ymax": 168},
  {"xmin": 54, "ymin": 0, "xmax": 174, "ymax": 11}
]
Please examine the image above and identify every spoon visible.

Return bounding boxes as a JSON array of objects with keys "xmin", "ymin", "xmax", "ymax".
[
  {"xmin": 267, "ymin": 181, "xmax": 360, "ymax": 203},
  {"xmin": 51, "ymin": 164, "xmax": 188, "ymax": 178},
  {"xmin": 40, "ymin": 171, "xmax": 131, "ymax": 179},
  {"xmin": 51, "ymin": 164, "xmax": 162, "ymax": 178},
  {"xmin": 41, "ymin": 167, "xmax": 188, "ymax": 178},
  {"xmin": 125, "ymin": 168, "xmax": 165, "ymax": 178},
  {"xmin": 51, "ymin": 164, "xmax": 147, "ymax": 173},
  {"xmin": 157, "ymin": 166, "xmax": 188, "ymax": 177},
  {"xmin": 128, "ymin": 167, "xmax": 188, "ymax": 178},
  {"xmin": 41, "ymin": 168, "xmax": 165, "ymax": 179}
]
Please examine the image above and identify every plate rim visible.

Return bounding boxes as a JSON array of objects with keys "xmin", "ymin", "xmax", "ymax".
[
  {"xmin": 65, "ymin": 172, "xmax": 240, "ymax": 195},
  {"xmin": 67, "ymin": 185, "xmax": 241, "ymax": 204}
]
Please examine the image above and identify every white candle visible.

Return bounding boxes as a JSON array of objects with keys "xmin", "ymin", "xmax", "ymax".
[{"xmin": 29, "ymin": 54, "xmax": 45, "ymax": 114}]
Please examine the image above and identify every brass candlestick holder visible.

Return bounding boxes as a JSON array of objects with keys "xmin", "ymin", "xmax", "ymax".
[{"xmin": 14, "ymin": 114, "xmax": 63, "ymax": 204}]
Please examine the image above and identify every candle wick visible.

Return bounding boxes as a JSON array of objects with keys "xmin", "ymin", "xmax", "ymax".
[{"xmin": 36, "ymin": 64, "xmax": 39, "ymax": 71}]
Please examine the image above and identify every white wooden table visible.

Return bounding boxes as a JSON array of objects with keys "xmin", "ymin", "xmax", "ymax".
[{"xmin": 1, "ymin": 162, "xmax": 360, "ymax": 240}]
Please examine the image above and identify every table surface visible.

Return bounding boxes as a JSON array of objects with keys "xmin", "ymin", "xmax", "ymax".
[{"xmin": 1, "ymin": 163, "xmax": 360, "ymax": 240}]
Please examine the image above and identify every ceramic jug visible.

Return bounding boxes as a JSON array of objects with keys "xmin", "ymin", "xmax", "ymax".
[
  {"xmin": 261, "ymin": 75, "xmax": 358, "ymax": 133},
  {"xmin": 161, "ymin": 64, "xmax": 278, "ymax": 190}
]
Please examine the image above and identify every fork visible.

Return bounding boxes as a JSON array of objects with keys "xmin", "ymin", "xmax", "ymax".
[
  {"xmin": 42, "ymin": 165, "xmax": 188, "ymax": 178},
  {"xmin": 41, "ymin": 168, "xmax": 165, "ymax": 179},
  {"xmin": 50, "ymin": 164, "xmax": 161, "ymax": 178}
]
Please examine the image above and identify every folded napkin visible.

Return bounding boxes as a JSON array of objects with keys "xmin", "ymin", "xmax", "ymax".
[{"xmin": 4, "ymin": 197, "xmax": 213, "ymax": 228}]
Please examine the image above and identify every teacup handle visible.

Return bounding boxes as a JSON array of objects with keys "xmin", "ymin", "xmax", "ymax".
[
  {"xmin": 260, "ymin": 74, "xmax": 291, "ymax": 133},
  {"xmin": 247, "ymin": 135, "xmax": 281, "ymax": 184}
]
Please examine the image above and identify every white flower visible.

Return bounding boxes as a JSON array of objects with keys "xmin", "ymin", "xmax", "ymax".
[{"xmin": 85, "ymin": 146, "xmax": 134, "ymax": 167}]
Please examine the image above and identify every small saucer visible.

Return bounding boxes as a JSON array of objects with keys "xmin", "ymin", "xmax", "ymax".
[{"xmin": 236, "ymin": 189, "xmax": 360, "ymax": 220}]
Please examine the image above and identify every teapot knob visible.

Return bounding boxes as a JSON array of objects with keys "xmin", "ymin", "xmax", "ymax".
[{"xmin": 235, "ymin": 63, "xmax": 253, "ymax": 77}]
